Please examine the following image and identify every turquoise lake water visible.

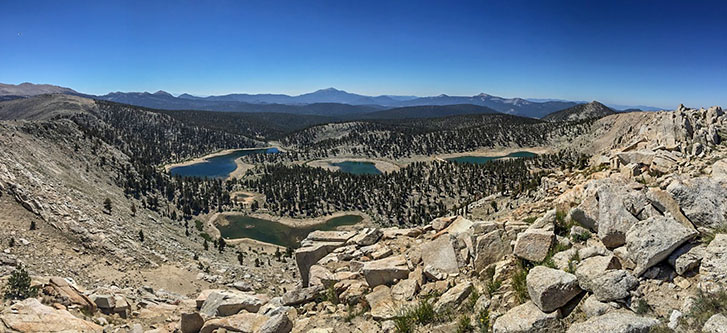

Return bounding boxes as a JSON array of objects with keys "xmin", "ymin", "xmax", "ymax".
[
  {"xmin": 217, "ymin": 214, "xmax": 363, "ymax": 248},
  {"xmin": 169, "ymin": 148, "xmax": 279, "ymax": 178},
  {"xmin": 445, "ymin": 151, "xmax": 537, "ymax": 164},
  {"xmin": 331, "ymin": 161, "xmax": 382, "ymax": 175}
]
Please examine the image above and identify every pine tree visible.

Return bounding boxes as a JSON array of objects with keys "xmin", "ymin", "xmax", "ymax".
[
  {"xmin": 130, "ymin": 203, "xmax": 137, "ymax": 216},
  {"xmin": 138, "ymin": 230, "xmax": 145, "ymax": 242},
  {"xmin": 29, "ymin": 221, "xmax": 36, "ymax": 231},
  {"xmin": 203, "ymin": 239, "xmax": 209, "ymax": 251},
  {"xmin": 104, "ymin": 198, "xmax": 112, "ymax": 213},
  {"xmin": 3, "ymin": 265, "xmax": 38, "ymax": 300},
  {"xmin": 218, "ymin": 238, "xmax": 226, "ymax": 253}
]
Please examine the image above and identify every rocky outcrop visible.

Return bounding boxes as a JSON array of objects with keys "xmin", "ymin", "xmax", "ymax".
[
  {"xmin": 667, "ymin": 177, "xmax": 727, "ymax": 229},
  {"xmin": 0, "ymin": 298, "xmax": 103, "ymax": 332},
  {"xmin": 625, "ymin": 215, "xmax": 697, "ymax": 276}
]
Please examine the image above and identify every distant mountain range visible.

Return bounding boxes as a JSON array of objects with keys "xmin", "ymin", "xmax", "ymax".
[{"xmin": 0, "ymin": 82, "xmax": 664, "ymax": 118}]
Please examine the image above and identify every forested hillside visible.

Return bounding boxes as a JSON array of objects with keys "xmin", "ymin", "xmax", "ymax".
[{"xmin": 240, "ymin": 150, "xmax": 588, "ymax": 224}]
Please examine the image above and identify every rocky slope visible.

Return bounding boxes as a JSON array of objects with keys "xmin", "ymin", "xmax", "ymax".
[{"xmin": 0, "ymin": 104, "xmax": 726, "ymax": 332}]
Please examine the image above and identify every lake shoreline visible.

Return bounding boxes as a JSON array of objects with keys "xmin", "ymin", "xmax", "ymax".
[
  {"xmin": 163, "ymin": 146, "xmax": 281, "ymax": 173},
  {"xmin": 435, "ymin": 147, "xmax": 551, "ymax": 160},
  {"xmin": 306, "ymin": 157, "xmax": 400, "ymax": 173}
]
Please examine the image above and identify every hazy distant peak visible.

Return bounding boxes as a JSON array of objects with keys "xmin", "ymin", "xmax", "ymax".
[
  {"xmin": 0, "ymin": 82, "xmax": 77, "ymax": 96},
  {"xmin": 153, "ymin": 90, "xmax": 173, "ymax": 97}
]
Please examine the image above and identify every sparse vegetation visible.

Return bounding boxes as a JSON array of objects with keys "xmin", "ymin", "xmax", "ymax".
[
  {"xmin": 511, "ymin": 260, "xmax": 530, "ymax": 304},
  {"xmin": 701, "ymin": 225, "xmax": 727, "ymax": 245},
  {"xmin": 476, "ymin": 309, "xmax": 490, "ymax": 333},
  {"xmin": 456, "ymin": 315, "xmax": 474, "ymax": 333},
  {"xmin": 683, "ymin": 290, "xmax": 727, "ymax": 330}
]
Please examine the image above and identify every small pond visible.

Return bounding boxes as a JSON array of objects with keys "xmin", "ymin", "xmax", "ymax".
[
  {"xmin": 170, "ymin": 148, "xmax": 278, "ymax": 178},
  {"xmin": 446, "ymin": 151, "xmax": 537, "ymax": 164},
  {"xmin": 330, "ymin": 161, "xmax": 382, "ymax": 175},
  {"xmin": 217, "ymin": 214, "xmax": 363, "ymax": 248}
]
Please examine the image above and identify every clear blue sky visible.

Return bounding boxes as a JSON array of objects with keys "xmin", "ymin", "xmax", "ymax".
[{"xmin": 1, "ymin": 0, "xmax": 725, "ymax": 108}]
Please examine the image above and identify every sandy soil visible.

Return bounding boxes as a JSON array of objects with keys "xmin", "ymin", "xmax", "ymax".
[
  {"xmin": 306, "ymin": 157, "xmax": 401, "ymax": 173},
  {"xmin": 228, "ymin": 159, "xmax": 255, "ymax": 179}
]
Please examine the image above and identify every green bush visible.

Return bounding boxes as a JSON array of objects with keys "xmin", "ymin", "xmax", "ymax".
[
  {"xmin": 476, "ymin": 309, "xmax": 490, "ymax": 333},
  {"xmin": 456, "ymin": 315, "xmax": 474, "ymax": 333},
  {"xmin": 3, "ymin": 265, "xmax": 38, "ymax": 300}
]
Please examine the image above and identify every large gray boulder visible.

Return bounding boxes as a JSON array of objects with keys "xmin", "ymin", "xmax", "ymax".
[
  {"xmin": 625, "ymin": 215, "xmax": 697, "ymax": 276},
  {"xmin": 433, "ymin": 282, "xmax": 473, "ymax": 313},
  {"xmin": 258, "ymin": 312, "xmax": 293, "ymax": 333},
  {"xmin": 281, "ymin": 286, "xmax": 323, "ymax": 306},
  {"xmin": 667, "ymin": 242, "xmax": 705, "ymax": 275},
  {"xmin": 580, "ymin": 294, "xmax": 614, "ymax": 318},
  {"xmin": 596, "ymin": 184, "xmax": 639, "ymax": 248},
  {"xmin": 590, "ymin": 270, "xmax": 638, "ymax": 302},
  {"xmin": 473, "ymin": 230, "xmax": 510, "ymax": 272},
  {"xmin": 346, "ymin": 228, "xmax": 382, "ymax": 246},
  {"xmin": 421, "ymin": 235, "xmax": 460, "ymax": 275},
  {"xmin": 365, "ymin": 285, "xmax": 398, "ymax": 320},
  {"xmin": 295, "ymin": 241, "xmax": 344, "ymax": 287},
  {"xmin": 703, "ymin": 313, "xmax": 727, "ymax": 333},
  {"xmin": 200, "ymin": 291, "xmax": 268, "ymax": 318},
  {"xmin": 526, "ymin": 266, "xmax": 581, "ymax": 312},
  {"xmin": 513, "ymin": 229, "xmax": 554, "ymax": 262},
  {"xmin": 700, "ymin": 234, "xmax": 727, "ymax": 293},
  {"xmin": 362, "ymin": 255, "xmax": 410, "ymax": 287},
  {"xmin": 180, "ymin": 312, "xmax": 204, "ymax": 333},
  {"xmin": 575, "ymin": 255, "xmax": 621, "ymax": 292},
  {"xmin": 667, "ymin": 177, "xmax": 727, "ymax": 228},
  {"xmin": 566, "ymin": 311, "xmax": 659, "ymax": 333},
  {"xmin": 492, "ymin": 301, "xmax": 562, "ymax": 333}
]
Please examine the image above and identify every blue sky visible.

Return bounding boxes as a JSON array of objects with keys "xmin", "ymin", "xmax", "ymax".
[{"xmin": 1, "ymin": 0, "xmax": 725, "ymax": 108}]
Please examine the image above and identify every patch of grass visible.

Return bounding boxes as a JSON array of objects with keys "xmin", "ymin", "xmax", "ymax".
[
  {"xmin": 571, "ymin": 230, "xmax": 592, "ymax": 243},
  {"xmin": 194, "ymin": 219, "xmax": 204, "ymax": 231},
  {"xmin": 456, "ymin": 315, "xmax": 474, "ymax": 333},
  {"xmin": 701, "ymin": 225, "xmax": 727, "ymax": 245},
  {"xmin": 511, "ymin": 260, "xmax": 530, "ymax": 304},
  {"xmin": 487, "ymin": 279, "xmax": 502, "ymax": 297},
  {"xmin": 648, "ymin": 324, "xmax": 673, "ymax": 333},
  {"xmin": 200, "ymin": 232, "xmax": 212, "ymax": 242},
  {"xmin": 393, "ymin": 311, "xmax": 413, "ymax": 333},
  {"xmin": 683, "ymin": 290, "xmax": 727, "ymax": 330},
  {"xmin": 468, "ymin": 289, "xmax": 480, "ymax": 312},
  {"xmin": 554, "ymin": 209, "xmax": 575, "ymax": 237},
  {"xmin": 634, "ymin": 298, "xmax": 651, "ymax": 315},
  {"xmin": 566, "ymin": 251, "xmax": 580, "ymax": 274},
  {"xmin": 523, "ymin": 216, "xmax": 537, "ymax": 224},
  {"xmin": 411, "ymin": 300, "xmax": 436, "ymax": 324}
]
